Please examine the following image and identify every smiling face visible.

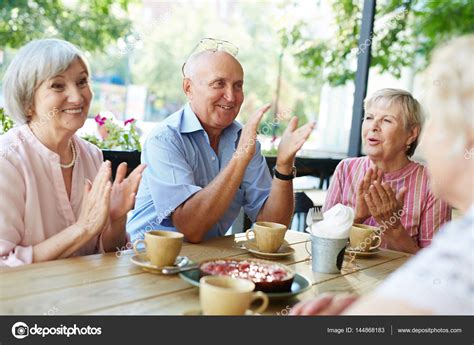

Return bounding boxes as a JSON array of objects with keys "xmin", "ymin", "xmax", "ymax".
[
  {"xmin": 362, "ymin": 104, "xmax": 419, "ymax": 164},
  {"xmin": 30, "ymin": 58, "xmax": 92, "ymax": 134},
  {"xmin": 183, "ymin": 51, "xmax": 244, "ymax": 132}
]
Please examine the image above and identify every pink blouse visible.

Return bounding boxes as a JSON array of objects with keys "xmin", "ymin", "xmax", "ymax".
[
  {"xmin": 323, "ymin": 157, "xmax": 452, "ymax": 248},
  {"xmin": 0, "ymin": 125, "xmax": 104, "ymax": 266}
]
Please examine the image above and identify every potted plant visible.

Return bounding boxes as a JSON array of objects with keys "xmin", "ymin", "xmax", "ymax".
[{"xmin": 82, "ymin": 114, "xmax": 142, "ymax": 178}]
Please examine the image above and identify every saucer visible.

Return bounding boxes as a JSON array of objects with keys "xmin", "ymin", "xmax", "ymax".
[
  {"xmin": 243, "ymin": 240, "xmax": 295, "ymax": 259},
  {"xmin": 183, "ymin": 308, "xmax": 258, "ymax": 316},
  {"xmin": 345, "ymin": 247, "xmax": 380, "ymax": 257},
  {"xmin": 130, "ymin": 254, "xmax": 189, "ymax": 273}
]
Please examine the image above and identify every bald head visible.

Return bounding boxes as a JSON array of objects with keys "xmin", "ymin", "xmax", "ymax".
[{"xmin": 183, "ymin": 50, "xmax": 243, "ymax": 81}]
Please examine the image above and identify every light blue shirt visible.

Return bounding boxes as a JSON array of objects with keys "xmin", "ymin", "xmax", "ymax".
[{"xmin": 127, "ymin": 104, "xmax": 272, "ymax": 242}]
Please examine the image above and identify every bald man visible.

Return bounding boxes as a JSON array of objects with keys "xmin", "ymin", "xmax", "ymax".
[{"xmin": 127, "ymin": 49, "xmax": 314, "ymax": 243}]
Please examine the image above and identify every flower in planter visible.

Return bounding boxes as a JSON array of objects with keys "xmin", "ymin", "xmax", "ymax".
[
  {"xmin": 95, "ymin": 114, "xmax": 107, "ymax": 126},
  {"xmin": 82, "ymin": 112, "xmax": 141, "ymax": 152},
  {"xmin": 124, "ymin": 118, "xmax": 135, "ymax": 126}
]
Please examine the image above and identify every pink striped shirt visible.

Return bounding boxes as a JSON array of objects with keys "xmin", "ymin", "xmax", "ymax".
[{"xmin": 323, "ymin": 156, "xmax": 451, "ymax": 248}]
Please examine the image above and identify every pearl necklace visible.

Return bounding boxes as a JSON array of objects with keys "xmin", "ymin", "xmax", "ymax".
[{"xmin": 60, "ymin": 140, "xmax": 76, "ymax": 169}]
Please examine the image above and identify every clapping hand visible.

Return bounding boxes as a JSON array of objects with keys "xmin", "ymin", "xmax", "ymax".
[
  {"xmin": 77, "ymin": 161, "xmax": 112, "ymax": 235},
  {"xmin": 109, "ymin": 162, "xmax": 147, "ymax": 222},
  {"xmin": 364, "ymin": 181, "xmax": 407, "ymax": 228},
  {"xmin": 354, "ymin": 166, "xmax": 383, "ymax": 223},
  {"xmin": 277, "ymin": 117, "xmax": 315, "ymax": 166}
]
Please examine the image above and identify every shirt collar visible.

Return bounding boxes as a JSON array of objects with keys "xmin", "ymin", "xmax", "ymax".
[
  {"xmin": 180, "ymin": 103, "xmax": 205, "ymax": 134},
  {"xmin": 180, "ymin": 103, "xmax": 242, "ymax": 139}
]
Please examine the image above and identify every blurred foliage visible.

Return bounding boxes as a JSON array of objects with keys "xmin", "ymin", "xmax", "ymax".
[
  {"xmin": 117, "ymin": 1, "xmax": 320, "ymax": 131},
  {"xmin": 281, "ymin": 0, "xmax": 474, "ymax": 86},
  {"xmin": 261, "ymin": 146, "xmax": 278, "ymax": 157},
  {"xmin": 0, "ymin": 0, "xmax": 133, "ymax": 52},
  {"xmin": 1, "ymin": 1, "xmax": 323, "ymax": 138},
  {"xmin": 0, "ymin": 108, "xmax": 14, "ymax": 134}
]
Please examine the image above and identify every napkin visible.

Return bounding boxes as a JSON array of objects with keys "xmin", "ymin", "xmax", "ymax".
[{"xmin": 309, "ymin": 204, "xmax": 354, "ymax": 239}]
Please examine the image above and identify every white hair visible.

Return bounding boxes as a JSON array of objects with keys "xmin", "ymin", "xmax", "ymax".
[
  {"xmin": 424, "ymin": 35, "xmax": 474, "ymax": 151},
  {"xmin": 2, "ymin": 38, "xmax": 90, "ymax": 124}
]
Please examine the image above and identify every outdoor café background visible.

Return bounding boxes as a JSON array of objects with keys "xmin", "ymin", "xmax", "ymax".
[{"xmin": 1, "ymin": 0, "xmax": 472, "ymax": 157}]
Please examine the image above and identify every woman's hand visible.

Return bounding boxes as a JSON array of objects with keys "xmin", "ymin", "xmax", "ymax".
[
  {"xmin": 109, "ymin": 162, "xmax": 147, "ymax": 222},
  {"xmin": 290, "ymin": 294, "xmax": 358, "ymax": 316},
  {"xmin": 364, "ymin": 181, "xmax": 420, "ymax": 253},
  {"xmin": 364, "ymin": 180, "xmax": 407, "ymax": 228},
  {"xmin": 77, "ymin": 161, "xmax": 112, "ymax": 236},
  {"xmin": 354, "ymin": 167, "xmax": 382, "ymax": 223}
]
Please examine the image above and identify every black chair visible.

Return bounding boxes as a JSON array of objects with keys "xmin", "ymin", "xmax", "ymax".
[
  {"xmin": 292, "ymin": 192, "xmax": 315, "ymax": 232},
  {"xmin": 102, "ymin": 150, "xmax": 141, "ymax": 180}
]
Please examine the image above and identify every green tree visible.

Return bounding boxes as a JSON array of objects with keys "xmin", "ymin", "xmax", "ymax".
[
  {"xmin": 0, "ymin": 0, "xmax": 133, "ymax": 51},
  {"xmin": 282, "ymin": 0, "xmax": 474, "ymax": 86}
]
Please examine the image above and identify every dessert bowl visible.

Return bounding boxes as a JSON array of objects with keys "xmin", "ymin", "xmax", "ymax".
[{"xmin": 198, "ymin": 258, "xmax": 295, "ymax": 293}]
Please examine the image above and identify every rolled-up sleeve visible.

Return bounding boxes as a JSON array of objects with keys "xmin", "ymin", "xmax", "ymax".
[
  {"xmin": 143, "ymin": 129, "xmax": 202, "ymax": 226},
  {"xmin": 0, "ymin": 159, "xmax": 32, "ymax": 267},
  {"xmin": 241, "ymin": 141, "xmax": 272, "ymax": 222}
]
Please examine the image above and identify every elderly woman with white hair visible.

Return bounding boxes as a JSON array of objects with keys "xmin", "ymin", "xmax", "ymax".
[
  {"xmin": 292, "ymin": 35, "xmax": 474, "ymax": 315},
  {"xmin": 323, "ymin": 88, "xmax": 451, "ymax": 253},
  {"xmin": 0, "ymin": 39, "xmax": 145, "ymax": 266}
]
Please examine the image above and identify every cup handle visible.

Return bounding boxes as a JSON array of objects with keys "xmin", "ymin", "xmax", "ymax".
[
  {"xmin": 133, "ymin": 239, "xmax": 147, "ymax": 256},
  {"xmin": 245, "ymin": 229, "xmax": 254, "ymax": 241},
  {"xmin": 250, "ymin": 291, "xmax": 269, "ymax": 314},
  {"xmin": 369, "ymin": 235, "xmax": 382, "ymax": 250}
]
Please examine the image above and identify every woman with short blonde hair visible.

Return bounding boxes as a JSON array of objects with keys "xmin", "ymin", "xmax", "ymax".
[
  {"xmin": 364, "ymin": 88, "xmax": 424, "ymax": 157},
  {"xmin": 323, "ymin": 88, "xmax": 451, "ymax": 254}
]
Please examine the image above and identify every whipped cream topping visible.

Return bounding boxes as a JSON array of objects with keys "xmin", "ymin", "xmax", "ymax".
[{"xmin": 309, "ymin": 204, "xmax": 354, "ymax": 239}]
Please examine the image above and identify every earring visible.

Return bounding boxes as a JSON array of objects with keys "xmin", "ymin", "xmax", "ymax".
[{"xmin": 406, "ymin": 144, "xmax": 411, "ymax": 150}]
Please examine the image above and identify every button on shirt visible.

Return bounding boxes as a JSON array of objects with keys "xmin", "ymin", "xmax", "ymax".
[{"xmin": 127, "ymin": 104, "xmax": 272, "ymax": 241}]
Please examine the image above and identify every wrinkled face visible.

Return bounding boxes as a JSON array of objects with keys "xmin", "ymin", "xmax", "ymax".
[
  {"xmin": 31, "ymin": 58, "xmax": 92, "ymax": 133},
  {"xmin": 362, "ymin": 104, "xmax": 415, "ymax": 162},
  {"xmin": 184, "ymin": 51, "xmax": 244, "ymax": 131}
]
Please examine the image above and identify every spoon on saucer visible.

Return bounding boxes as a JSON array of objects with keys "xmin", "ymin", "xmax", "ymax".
[{"xmin": 162, "ymin": 264, "xmax": 199, "ymax": 275}]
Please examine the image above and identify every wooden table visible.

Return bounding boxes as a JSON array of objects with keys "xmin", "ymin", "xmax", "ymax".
[{"xmin": 0, "ymin": 231, "xmax": 410, "ymax": 315}]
